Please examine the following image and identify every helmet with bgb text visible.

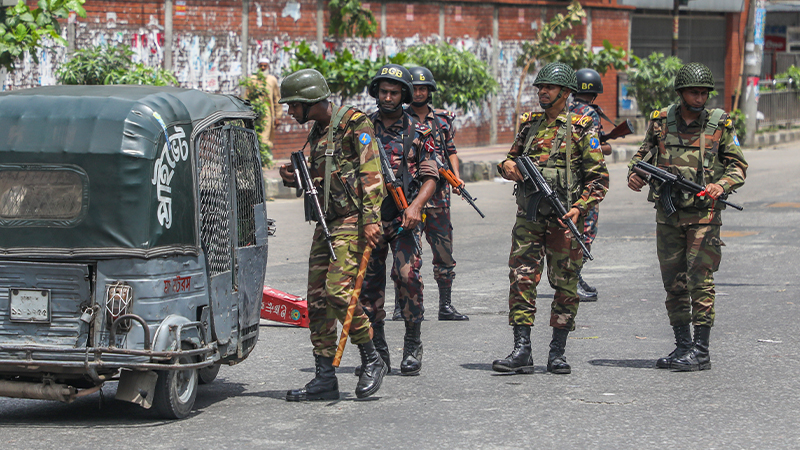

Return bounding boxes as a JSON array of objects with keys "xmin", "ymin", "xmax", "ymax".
[
  {"xmin": 368, "ymin": 64, "xmax": 414, "ymax": 104},
  {"xmin": 408, "ymin": 66, "xmax": 437, "ymax": 92},
  {"xmin": 576, "ymin": 68, "xmax": 603, "ymax": 94}
]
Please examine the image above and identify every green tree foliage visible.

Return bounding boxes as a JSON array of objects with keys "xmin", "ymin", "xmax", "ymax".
[
  {"xmin": 285, "ymin": 41, "xmax": 407, "ymax": 101},
  {"xmin": 239, "ymin": 72, "xmax": 274, "ymax": 167},
  {"xmin": 284, "ymin": 41, "xmax": 496, "ymax": 112},
  {"xmin": 56, "ymin": 45, "xmax": 177, "ymax": 86},
  {"xmin": 513, "ymin": 0, "xmax": 628, "ymax": 129},
  {"xmin": 0, "ymin": 0, "xmax": 86, "ymax": 72},
  {"xmin": 404, "ymin": 42, "xmax": 498, "ymax": 111},
  {"xmin": 329, "ymin": 0, "xmax": 376, "ymax": 38},
  {"xmin": 625, "ymin": 52, "xmax": 683, "ymax": 114}
]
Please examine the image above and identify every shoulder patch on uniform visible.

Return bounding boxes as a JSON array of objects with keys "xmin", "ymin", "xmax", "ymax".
[
  {"xmin": 572, "ymin": 115, "xmax": 592, "ymax": 128},
  {"xmin": 651, "ymin": 110, "xmax": 660, "ymax": 120},
  {"xmin": 415, "ymin": 121, "xmax": 432, "ymax": 136},
  {"xmin": 733, "ymin": 135, "xmax": 740, "ymax": 147},
  {"xmin": 435, "ymin": 109, "xmax": 456, "ymax": 121},
  {"xmin": 358, "ymin": 132, "xmax": 371, "ymax": 145},
  {"xmin": 351, "ymin": 112, "xmax": 363, "ymax": 122},
  {"xmin": 589, "ymin": 137, "xmax": 600, "ymax": 150}
]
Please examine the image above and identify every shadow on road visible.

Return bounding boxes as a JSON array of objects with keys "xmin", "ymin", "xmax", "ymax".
[{"xmin": 587, "ymin": 359, "xmax": 654, "ymax": 369}]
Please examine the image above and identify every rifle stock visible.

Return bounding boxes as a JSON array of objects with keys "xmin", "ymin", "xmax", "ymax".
[
  {"xmin": 600, "ymin": 119, "xmax": 634, "ymax": 143},
  {"xmin": 291, "ymin": 151, "xmax": 337, "ymax": 260}
]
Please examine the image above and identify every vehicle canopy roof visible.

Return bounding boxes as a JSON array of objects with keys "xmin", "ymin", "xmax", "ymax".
[{"xmin": 0, "ymin": 85, "xmax": 257, "ymax": 258}]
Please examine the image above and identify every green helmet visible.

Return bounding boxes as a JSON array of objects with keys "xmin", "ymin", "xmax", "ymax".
[
  {"xmin": 674, "ymin": 62, "xmax": 715, "ymax": 91},
  {"xmin": 278, "ymin": 69, "xmax": 331, "ymax": 104},
  {"xmin": 533, "ymin": 62, "xmax": 578, "ymax": 92}
]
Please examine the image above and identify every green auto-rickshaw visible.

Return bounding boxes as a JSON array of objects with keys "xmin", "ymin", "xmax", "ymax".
[{"xmin": 0, "ymin": 85, "xmax": 272, "ymax": 419}]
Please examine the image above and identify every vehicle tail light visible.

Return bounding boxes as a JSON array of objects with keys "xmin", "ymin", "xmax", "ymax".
[{"xmin": 105, "ymin": 281, "xmax": 133, "ymax": 331}]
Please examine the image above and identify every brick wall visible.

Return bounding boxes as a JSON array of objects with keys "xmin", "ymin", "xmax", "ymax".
[{"xmin": 7, "ymin": 0, "xmax": 634, "ymax": 159}]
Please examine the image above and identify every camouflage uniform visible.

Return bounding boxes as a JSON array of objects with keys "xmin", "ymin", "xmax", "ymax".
[
  {"xmin": 628, "ymin": 105, "xmax": 747, "ymax": 327},
  {"xmin": 408, "ymin": 106, "xmax": 457, "ymax": 287},
  {"xmin": 569, "ymin": 98, "xmax": 602, "ymax": 249},
  {"xmin": 360, "ymin": 111, "xmax": 438, "ymax": 324},
  {"xmin": 499, "ymin": 110, "xmax": 609, "ymax": 331},
  {"xmin": 303, "ymin": 105, "xmax": 385, "ymax": 358}
]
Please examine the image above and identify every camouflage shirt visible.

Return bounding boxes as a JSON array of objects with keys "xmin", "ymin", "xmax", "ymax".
[
  {"xmin": 628, "ymin": 104, "xmax": 748, "ymax": 226},
  {"xmin": 369, "ymin": 110, "xmax": 439, "ymax": 202},
  {"xmin": 407, "ymin": 106, "xmax": 457, "ymax": 208},
  {"xmin": 306, "ymin": 104, "xmax": 385, "ymax": 226},
  {"xmin": 569, "ymin": 99, "xmax": 602, "ymax": 133},
  {"xmin": 501, "ymin": 110, "xmax": 609, "ymax": 216}
]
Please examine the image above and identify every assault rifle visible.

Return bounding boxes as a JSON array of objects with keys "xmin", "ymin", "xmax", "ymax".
[
  {"xmin": 600, "ymin": 119, "xmax": 635, "ymax": 143},
  {"xmin": 291, "ymin": 150, "xmax": 336, "ymax": 260},
  {"xmin": 438, "ymin": 165, "xmax": 485, "ymax": 218},
  {"xmin": 375, "ymin": 142, "xmax": 421, "ymax": 254},
  {"xmin": 631, "ymin": 160, "xmax": 743, "ymax": 217},
  {"xmin": 515, "ymin": 155, "xmax": 593, "ymax": 261},
  {"xmin": 376, "ymin": 142, "xmax": 409, "ymax": 213}
]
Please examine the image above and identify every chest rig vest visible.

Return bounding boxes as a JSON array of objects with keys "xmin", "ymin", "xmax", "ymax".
[
  {"xmin": 515, "ymin": 112, "xmax": 584, "ymax": 217},
  {"xmin": 647, "ymin": 105, "xmax": 725, "ymax": 209},
  {"xmin": 308, "ymin": 104, "xmax": 360, "ymax": 220}
]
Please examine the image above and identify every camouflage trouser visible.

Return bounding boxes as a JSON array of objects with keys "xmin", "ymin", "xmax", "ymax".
[
  {"xmin": 422, "ymin": 207, "xmax": 456, "ymax": 288},
  {"xmin": 507, "ymin": 215, "xmax": 584, "ymax": 331},
  {"xmin": 583, "ymin": 204, "xmax": 599, "ymax": 250},
  {"xmin": 656, "ymin": 223, "xmax": 723, "ymax": 328},
  {"xmin": 307, "ymin": 221, "xmax": 372, "ymax": 358},
  {"xmin": 360, "ymin": 216, "xmax": 425, "ymax": 324}
]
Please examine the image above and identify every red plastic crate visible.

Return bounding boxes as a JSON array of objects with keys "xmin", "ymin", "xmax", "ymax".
[{"xmin": 261, "ymin": 286, "xmax": 309, "ymax": 328}]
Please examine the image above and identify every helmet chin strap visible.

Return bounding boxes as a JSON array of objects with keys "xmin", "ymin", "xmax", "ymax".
[
  {"xmin": 378, "ymin": 98, "xmax": 403, "ymax": 114},
  {"xmin": 411, "ymin": 93, "xmax": 432, "ymax": 108},
  {"xmin": 539, "ymin": 87, "xmax": 566, "ymax": 110},
  {"xmin": 683, "ymin": 100, "xmax": 705, "ymax": 113},
  {"xmin": 294, "ymin": 102, "xmax": 315, "ymax": 124}
]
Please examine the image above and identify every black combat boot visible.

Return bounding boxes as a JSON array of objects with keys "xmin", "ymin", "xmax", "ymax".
[
  {"xmin": 438, "ymin": 285, "xmax": 469, "ymax": 321},
  {"xmin": 672, "ymin": 325, "xmax": 711, "ymax": 372},
  {"xmin": 492, "ymin": 325, "xmax": 534, "ymax": 374},
  {"xmin": 355, "ymin": 341, "xmax": 388, "ymax": 398},
  {"xmin": 656, "ymin": 324, "xmax": 693, "ymax": 369},
  {"xmin": 355, "ymin": 321, "xmax": 390, "ymax": 377},
  {"xmin": 286, "ymin": 354, "xmax": 339, "ymax": 401},
  {"xmin": 400, "ymin": 321, "xmax": 423, "ymax": 376},
  {"xmin": 577, "ymin": 272, "xmax": 597, "ymax": 302},
  {"xmin": 547, "ymin": 327, "xmax": 571, "ymax": 374}
]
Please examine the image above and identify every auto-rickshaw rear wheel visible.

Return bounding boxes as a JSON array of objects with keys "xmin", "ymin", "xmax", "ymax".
[
  {"xmin": 198, "ymin": 363, "xmax": 221, "ymax": 384},
  {"xmin": 152, "ymin": 345, "xmax": 198, "ymax": 419}
]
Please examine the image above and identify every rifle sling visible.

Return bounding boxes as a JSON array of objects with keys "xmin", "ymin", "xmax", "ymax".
[{"xmin": 323, "ymin": 104, "xmax": 353, "ymax": 215}]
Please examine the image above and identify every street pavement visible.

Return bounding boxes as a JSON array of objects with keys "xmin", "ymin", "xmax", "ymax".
[{"xmin": 1, "ymin": 144, "xmax": 799, "ymax": 449}]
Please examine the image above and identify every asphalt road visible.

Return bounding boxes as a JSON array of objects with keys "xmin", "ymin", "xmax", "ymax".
[{"xmin": 1, "ymin": 145, "xmax": 799, "ymax": 450}]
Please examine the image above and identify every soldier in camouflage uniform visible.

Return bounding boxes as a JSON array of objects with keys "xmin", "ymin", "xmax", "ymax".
[
  {"xmin": 569, "ymin": 68, "xmax": 613, "ymax": 302},
  {"xmin": 492, "ymin": 62, "xmax": 609, "ymax": 375},
  {"xmin": 628, "ymin": 62, "xmax": 747, "ymax": 372},
  {"xmin": 359, "ymin": 64, "xmax": 439, "ymax": 376},
  {"xmin": 278, "ymin": 69, "xmax": 387, "ymax": 401},
  {"xmin": 401, "ymin": 65, "xmax": 469, "ymax": 321}
]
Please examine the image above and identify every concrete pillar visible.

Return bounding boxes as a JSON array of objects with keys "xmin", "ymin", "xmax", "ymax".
[
  {"xmin": 317, "ymin": 0, "xmax": 324, "ymax": 54},
  {"xmin": 164, "ymin": 0, "xmax": 173, "ymax": 70},
  {"xmin": 439, "ymin": 5, "xmax": 444, "ymax": 41},
  {"xmin": 381, "ymin": 3, "xmax": 387, "ymax": 38},
  {"xmin": 242, "ymin": 0, "xmax": 250, "ymax": 96},
  {"xmin": 490, "ymin": 5, "xmax": 498, "ymax": 145}
]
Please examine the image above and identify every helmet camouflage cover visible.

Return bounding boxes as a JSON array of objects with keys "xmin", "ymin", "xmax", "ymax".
[
  {"xmin": 368, "ymin": 64, "xmax": 414, "ymax": 104},
  {"xmin": 674, "ymin": 62, "xmax": 715, "ymax": 91},
  {"xmin": 533, "ymin": 62, "xmax": 578, "ymax": 92},
  {"xmin": 278, "ymin": 68, "xmax": 331, "ymax": 104}
]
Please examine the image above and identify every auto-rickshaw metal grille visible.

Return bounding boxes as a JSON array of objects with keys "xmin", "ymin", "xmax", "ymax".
[
  {"xmin": 197, "ymin": 125, "xmax": 233, "ymax": 276},
  {"xmin": 230, "ymin": 126, "xmax": 264, "ymax": 248}
]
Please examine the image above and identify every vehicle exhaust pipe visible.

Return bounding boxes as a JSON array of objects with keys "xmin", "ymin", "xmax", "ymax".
[{"xmin": 0, "ymin": 380, "xmax": 77, "ymax": 403}]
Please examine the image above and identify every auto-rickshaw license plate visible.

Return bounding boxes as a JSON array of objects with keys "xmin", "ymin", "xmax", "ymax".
[{"xmin": 9, "ymin": 289, "xmax": 50, "ymax": 323}]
